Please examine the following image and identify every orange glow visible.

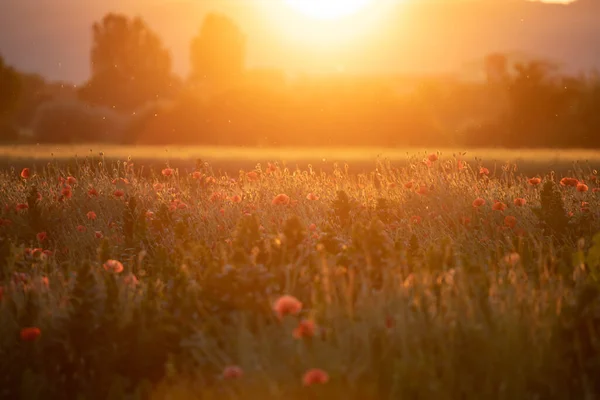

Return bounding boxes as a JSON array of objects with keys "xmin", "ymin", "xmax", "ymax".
[
  {"xmin": 262, "ymin": 0, "xmax": 395, "ymax": 52},
  {"xmin": 284, "ymin": 0, "xmax": 372, "ymax": 20}
]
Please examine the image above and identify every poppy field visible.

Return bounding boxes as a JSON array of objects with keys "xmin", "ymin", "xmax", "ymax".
[{"xmin": 2, "ymin": 150, "xmax": 600, "ymax": 399}]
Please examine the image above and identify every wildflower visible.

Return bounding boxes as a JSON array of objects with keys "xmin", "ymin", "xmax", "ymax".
[
  {"xmin": 231, "ymin": 195, "xmax": 242, "ymax": 203},
  {"xmin": 76, "ymin": 225, "xmax": 87, "ymax": 233},
  {"xmin": 308, "ymin": 223, "xmax": 317, "ymax": 231},
  {"xmin": 404, "ymin": 181, "xmax": 414, "ymax": 189},
  {"xmin": 210, "ymin": 192, "xmax": 224, "ymax": 202},
  {"xmin": 560, "ymin": 177, "xmax": 579, "ymax": 187},
  {"xmin": 479, "ymin": 167, "xmax": 490, "ymax": 176},
  {"xmin": 16, "ymin": 203, "xmax": 28, "ymax": 211},
  {"xmin": 306, "ymin": 192, "xmax": 319, "ymax": 201},
  {"xmin": 457, "ymin": 160, "xmax": 466, "ymax": 171},
  {"xmin": 266, "ymin": 163, "xmax": 277, "ymax": 174},
  {"xmin": 247, "ymin": 171, "xmax": 259, "ymax": 181},
  {"xmin": 492, "ymin": 201, "xmax": 507, "ymax": 211},
  {"xmin": 36, "ymin": 232, "xmax": 47, "ymax": 242},
  {"xmin": 273, "ymin": 295, "xmax": 302, "ymax": 319},
  {"xmin": 123, "ymin": 273, "xmax": 139, "ymax": 287},
  {"xmin": 504, "ymin": 215, "xmax": 517, "ymax": 228},
  {"xmin": 504, "ymin": 252, "xmax": 521, "ymax": 266},
  {"xmin": 577, "ymin": 183, "xmax": 589, "ymax": 192},
  {"xmin": 416, "ymin": 185, "xmax": 428, "ymax": 195},
  {"xmin": 153, "ymin": 183, "xmax": 164, "ymax": 191},
  {"xmin": 87, "ymin": 211, "xmax": 97, "ymax": 220},
  {"xmin": 145, "ymin": 211, "xmax": 155, "ymax": 220},
  {"xmin": 66, "ymin": 176, "xmax": 77, "ymax": 185},
  {"xmin": 161, "ymin": 168, "xmax": 174, "ymax": 177},
  {"xmin": 103, "ymin": 259, "xmax": 124, "ymax": 274},
  {"xmin": 192, "ymin": 171, "xmax": 202, "ymax": 180},
  {"xmin": 272, "ymin": 194, "xmax": 291, "ymax": 206},
  {"xmin": 302, "ymin": 369, "xmax": 329, "ymax": 386},
  {"xmin": 20, "ymin": 327, "xmax": 41, "ymax": 342},
  {"xmin": 293, "ymin": 319, "xmax": 316, "ymax": 339},
  {"xmin": 514, "ymin": 198, "xmax": 527, "ymax": 207},
  {"xmin": 472, "ymin": 198, "xmax": 486, "ymax": 208},
  {"xmin": 223, "ymin": 365, "xmax": 244, "ymax": 380},
  {"xmin": 528, "ymin": 177, "xmax": 542, "ymax": 186},
  {"xmin": 61, "ymin": 186, "xmax": 72, "ymax": 199},
  {"xmin": 428, "ymin": 153, "xmax": 439, "ymax": 162},
  {"xmin": 20, "ymin": 168, "xmax": 31, "ymax": 179},
  {"xmin": 594, "ymin": 188, "xmax": 600, "ymax": 193},
  {"xmin": 88, "ymin": 187, "xmax": 99, "ymax": 197},
  {"xmin": 113, "ymin": 190, "xmax": 125, "ymax": 198},
  {"xmin": 95, "ymin": 231, "xmax": 104, "ymax": 239}
]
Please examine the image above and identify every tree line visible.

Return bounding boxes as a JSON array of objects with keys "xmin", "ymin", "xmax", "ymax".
[{"xmin": 1, "ymin": 12, "xmax": 599, "ymax": 148}]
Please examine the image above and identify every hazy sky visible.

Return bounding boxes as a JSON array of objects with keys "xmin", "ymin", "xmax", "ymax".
[{"xmin": 0, "ymin": 0, "xmax": 592, "ymax": 83}]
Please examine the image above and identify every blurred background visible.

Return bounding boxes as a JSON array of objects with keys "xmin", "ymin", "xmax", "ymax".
[{"xmin": 0, "ymin": 0, "xmax": 598, "ymax": 149}]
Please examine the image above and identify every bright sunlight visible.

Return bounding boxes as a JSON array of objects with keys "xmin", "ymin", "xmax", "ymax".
[{"xmin": 284, "ymin": 0, "xmax": 373, "ymax": 20}]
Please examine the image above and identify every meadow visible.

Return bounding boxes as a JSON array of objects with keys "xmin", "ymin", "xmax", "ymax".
[{"xmin": 2, "ymin": 147, "xmax": 600, "ymax": 399}]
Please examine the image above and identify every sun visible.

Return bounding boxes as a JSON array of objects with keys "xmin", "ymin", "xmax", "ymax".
[{"xmin": 284, "ymin": 0, "xmax": 373, "ymax": 20}]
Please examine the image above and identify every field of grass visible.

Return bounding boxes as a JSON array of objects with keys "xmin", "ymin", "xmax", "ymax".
[
  {"xmin": 1, "ymin": 145, "xmax": 600, "ymax": 176},
  {"xmin": 2, "ymin": 149, "xmax": 600, "ymax": 399}
]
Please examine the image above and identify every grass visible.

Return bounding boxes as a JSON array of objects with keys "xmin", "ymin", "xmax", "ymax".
[
  {"xmin": 1, "ymin": 149, "xmax": 600, "ymax": 399},
  {"xmin": 1, "ymin": 144, "xmax": 600, "ymax": 176}
]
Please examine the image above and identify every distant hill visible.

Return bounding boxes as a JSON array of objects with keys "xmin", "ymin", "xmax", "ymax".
[{"xmin": 0, "ymin": 0, "xmax": 598, "ymax": 83}]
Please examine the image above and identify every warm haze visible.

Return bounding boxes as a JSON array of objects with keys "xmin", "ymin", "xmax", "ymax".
[
  {"xmin": 4, "ymin": 0, "xmax": 600, "ymax": 399},
  {"xmin": 0, "ymin": 0, "xmax": 593, "ymax": 83}
]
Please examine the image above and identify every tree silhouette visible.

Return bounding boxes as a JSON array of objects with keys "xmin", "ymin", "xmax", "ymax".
[
  {"xmin": 190, "ymin": 14, "xmax": 246, "ymax": 90},
  {"xmin": 79, "ymin": 13, "xmax": 176, "ymax": 112},
  {"xmin": 0, "ymin": 55, "xmax": 21, "ymax": 141},
  {"xmin": 484, "ymin": 53, "xmax": 509, "ymax": 85},
  {"xmin": 506, "ymin": 60, "xmax": 561, "ymax": 146},
  {"xmin": 0, "ymin": 55, "xmax": 21, "ymax": 117}
]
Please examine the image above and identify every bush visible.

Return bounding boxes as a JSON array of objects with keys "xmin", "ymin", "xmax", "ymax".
[{"xmin": 31, "ymin": 100, "xmax": 129, "ymax": 143}]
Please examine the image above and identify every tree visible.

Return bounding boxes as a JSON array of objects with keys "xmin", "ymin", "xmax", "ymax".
[
  {"xmin": 484, "ymin": 53, "xmax": 508, "ymax": 85},
  {"xmin": 79, "ymin": 13, "xmax": 177, "ymax": 112},
  {"xmin": 0, "ymin": 55, "xmax": 21, "ymax": 117},
  {"xmin": 189, "ymin": 14, "xmax": 246, "ymax": 90},
  {"xmin": 0, "ymin": 55, "xmax": 21, "ymax": 141}
]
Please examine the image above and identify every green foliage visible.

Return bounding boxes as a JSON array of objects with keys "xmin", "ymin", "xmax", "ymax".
[
  {"xmin": 533, "ymin": 179, "xmax": 570, "ymax": 238},
  {"xmin": 586, "ymin": 232, "xmax": 600, "ymax": 282}
]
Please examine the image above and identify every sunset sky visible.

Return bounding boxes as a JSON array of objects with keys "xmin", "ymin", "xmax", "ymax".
[{"xmin": 0, "ymin": 0, "xmax": 590, "ymax": 83}]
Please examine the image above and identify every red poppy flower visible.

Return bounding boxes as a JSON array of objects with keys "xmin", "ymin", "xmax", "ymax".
[
  {"xmin": 20, "ymin": 327, "xmax": 41, "ymax": 342},
  {"xmin": 222, "ymin": 365, "xmax": 244, "ymax": 379},
  {"xmin": 273, "ymin": 295, "xmax": 302, "ymax": 319},
  {"xmin": 272, "ymin": 194, "xmax": 291, "ymax": 206},
  {"xmin": 472, "ymin": 198, "xmax": 486, "ymax": 208},
  {"xmin": 302, "ymin": 369, "xmax": 329, "ymax": 386}
]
